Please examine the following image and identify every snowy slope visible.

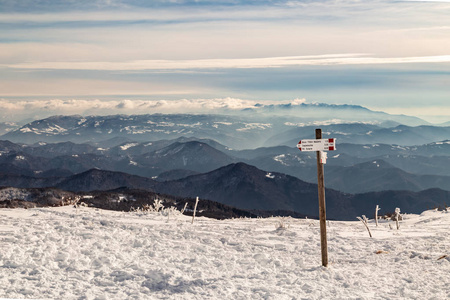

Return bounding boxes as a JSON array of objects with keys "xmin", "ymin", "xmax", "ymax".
[{"xmin": 0, "ymin": 207, "xmax": 449, "ymax": 299}]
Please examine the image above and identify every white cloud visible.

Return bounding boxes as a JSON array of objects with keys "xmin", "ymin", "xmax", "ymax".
[
  {"xmin": 1, "ymin": 98, "xmax": 448, "ymax": 124},
  {"xmin": 403, "ymin": 0, "xmax": 450, "ymax": 2},
  {"xmin": 0, "ymin": 98, "xmax": 306, "ymax": 121}
]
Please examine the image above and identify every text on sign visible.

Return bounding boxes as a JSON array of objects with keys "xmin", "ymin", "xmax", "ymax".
[{"xmin": 297, "ymin": 138, "xmax": 336, "ymax": 152}]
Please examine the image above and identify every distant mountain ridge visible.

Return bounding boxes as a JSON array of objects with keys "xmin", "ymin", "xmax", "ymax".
[
  {"xmin": 0, "ymin": 122, "xmax": 20, "ymax": 136},
  {"xmin": 155, "ymin": 163, "xmax": 449, "ymax": 219},
  {"xmin": 243, "ymin": 102, "xmax": 427, "ymax": 126},
  {"xmin": 2, "ymin": 114, "xmax": 278, "ymax": 149},
  {"xmin": 265, "ymin": 124, "xmax": 450, "ymax": 147},
  {"xmin": 323, "ymin": 160, "xmax": 450, "ymax": 193},
  {"xmin": 1, "ymin": 139, "xmax": 449, "ymax": 193},
  {"xmin": 1, "ymin": 112, "xmax": 438, "ymax": 149},
  {"xmin": 0, "ymin": 162, "xmax": 448, "ymax": 220},
  {"xmin": 0, "ymin": 140, "xmax": 237, "ymax": 179},
  {"xmin": 1, "ymin": 110, "xmax": 447, "ymax": 220}
]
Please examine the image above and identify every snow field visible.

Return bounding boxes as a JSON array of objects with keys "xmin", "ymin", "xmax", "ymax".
[{"xmin": 0, "ymin": 207, "xmax": 449, "ymax": 299}]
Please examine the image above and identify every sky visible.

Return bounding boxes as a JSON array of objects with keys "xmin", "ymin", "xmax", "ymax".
[{"xmin": 0, "ymin": 0, "xmax": 449, "ymax": 123}]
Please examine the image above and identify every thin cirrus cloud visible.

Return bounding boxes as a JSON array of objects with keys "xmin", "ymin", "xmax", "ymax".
[
  {"xmin": 7, "ymin": 54, "xmax": 450, "ymax": 71},
  {"xmin": 404, "ymin": 0, "xmax": 450, "ymax": 2}
]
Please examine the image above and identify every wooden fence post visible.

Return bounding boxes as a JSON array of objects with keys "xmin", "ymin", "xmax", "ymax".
[
  {"xmin": 375, "ymin": 205, "xmax": 380, "ymax": 227},
  {"xmin": 192, "ymin": 197, "xmax": 199, "ymax": 224},
  {"xmin": 316, "ymin": 128, "xmax": 328, "ymax": 267}
]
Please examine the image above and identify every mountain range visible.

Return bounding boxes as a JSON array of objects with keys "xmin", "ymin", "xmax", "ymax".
[
  {"xmin": 0, "ymin": 163, "xmax": 448, "ymax": 220},
  {"xmin": 3, "ymin": 114, "xmax": 449, "ymax": 149},
  {"xmin": 0, "ymin": 110, "xmax": 448, "ymax": 220},
  {"xmin": 265, "ymin": 124, "xmax": 450, "ymax": 147},
  {"xmin": 0, "ymin": 137, "xmax": 449, "ymax": 193}
]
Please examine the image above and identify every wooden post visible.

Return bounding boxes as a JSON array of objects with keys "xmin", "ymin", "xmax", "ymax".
[
  {"xmin": 395, "ymin": 207, "xmax": 400, "ymax": 230},
  {"xmin": 316, "ymin": 128, "xmax": 328, "ymax": 267},
  {"xmin": 192, "ymin": 196, "xmax": 199, "ymax": 224},
  {"xmin": 375, "ymin": 205, "xmax": 380, "ymax": 227}
]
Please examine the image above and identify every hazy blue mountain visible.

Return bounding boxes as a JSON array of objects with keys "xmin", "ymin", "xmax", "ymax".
[
  {"xmin": 55, "ymin": 169, "xmax": 158, "ymax": 192},
  {"xmin": 243, "ymin": 102, "xmax": 427, "ymax": 126},
  {"xmin": 264, "ymin": 123, "xmax": 381, "ymax": 147},
  {"xmin": 2, "ymin": 114, "xmax": 281, "ymax": 149},
  {"xmin": 154, "ymin": 169, "xmax": 201, "ymax": 181},
  {"xmin": 0, "ymin": 122, "xmax": 20, "ymax": 136},
  {"xmin": 106, "ymin": 137, "xmax": 230, "ymax": 157},
  {"xmin": 270, "ymin": 125, "xmax": 450, "ymax": 147},
  {"xmin": 244, "ymin": 153, "xmax": 450, "ymax": 192},
  {"xmin": 89, "ymin": 136, "xmax": 138, "ymax": 148},
  {"xmin": 323, "ymin": 160, "xmax": 450, "ymax": 193},
  {"xmin": 0, "ymin": 139, "xmax": 237, "ymax": 178},
  {"xmin": 156, "ymin": 163, "xmax": 449, "ymax": 219},
  {"xmin": 1, "ymin": 138, "xmax": 449, "ymax": 192},
  {"xmin": 24, "ymin": 141, "xmax": 100, "ymax": 158},
  {"xmin": 226, "ymin": 146, "xmax": 299, "ymax": 160},
  {"xmin": 134, "ymin": 141, "xmax": 237, "ymax": 174},
  {"xmin": 0, "ymin": 162, "xmax": 448, "ymax": 220},
  {"xmin": 335, "ymin": 141, "xmax": 450, "ymax": 158},
  {"xmin": 155, "ymin": 162, "xmax": 350, "ymax": 218},
  {"xmin": 374, "ymin": 155, "xmax": 450, "ymax": 176},
  {"xmin": 0, "ymin": 152, "xmax": 50, "ymax": 171},
  {"xmin": 1, "ymin": 109, "xmax": 433, "ymax": 149},
  {"xmin": 0, "ymin": 163, "xmax": 36, "ymax": 177},
  {"xmin": 0, "ymin": 169, "xmax": 154, "ymax": 192},
  {"xmin": 0, "ymin": 173, "xmax": 59, "ymax": 189},
  {"xmin": 247, "ymin": 142, "xmax": 450, "ymax": 176},
  {"xmin": 0, "ymin": 140, "xmax": 26, "ymax": 152}
]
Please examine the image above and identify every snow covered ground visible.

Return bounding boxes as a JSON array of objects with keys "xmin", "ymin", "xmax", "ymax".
[{"xmin": 0, "ymin": 206, "xmax": 449, "ymax": 299}]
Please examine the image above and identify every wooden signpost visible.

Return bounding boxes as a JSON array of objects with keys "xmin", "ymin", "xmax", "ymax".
[{"xmin": 297, "ymin": 129, "xmax": 336, "ymax": 267}]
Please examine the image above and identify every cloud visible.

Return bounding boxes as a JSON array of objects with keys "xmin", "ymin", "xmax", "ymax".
[
  {"xmin": 6, "ymin": 54, "xmax": 450, "ymax": 71},
  {"xmin": 1, "ymin": 0, "xmax": 448, "ymax": 122},
  {"xmin": 1, "ymin": 1, "xmax": 448, "ymax": 65},
  {"xmin": 0, "ymin": 98, "xmax": 309, "ymax": 121},
  {"xmin": 1, "ymin": 98, "xmax": 448, "ymax": 124},
  {"xmin": 403, "ymin": 0, "xmax": 450, "ymax": 2}
]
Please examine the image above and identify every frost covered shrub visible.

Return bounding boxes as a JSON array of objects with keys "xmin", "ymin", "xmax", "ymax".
[
  {"xmin": 382, "ymin": 212, "xmax": 403, "ymax": 221},
  {"xmin": 160, "ymin": 206, "xmax": 179, "ymax": 216},
  {"xmin": 152, "ymin": 199, "xmax": 164, "ymax": 212},
  {"xmin": 394, "ymin": 207, "xmax": 401, "ymax": 230},
  {"xmin": 0, "ymin": 187, "xmax": 32, "ymax": 201},
  {"xmin": 140, "ymin": 199, "xmax": 164, "ymax": 212},
  {"xmin": 161, "ymin": 206, "xmax": 183, "ymax": 222},
  {"xmin": 132, "ymin": 199, "xmax": 183, "ymax": 221},
  {"xmin": 275, "ymin": 217, "xmax": 290, "ymax": 230}
]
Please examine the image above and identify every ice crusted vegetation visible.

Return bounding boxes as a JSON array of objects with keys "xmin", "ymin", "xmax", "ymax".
[{"xmin": 0, "ymin": 207, "xmax": 449, "ymax": 299}]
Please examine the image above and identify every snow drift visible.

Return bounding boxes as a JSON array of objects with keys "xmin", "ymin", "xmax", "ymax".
[{"xmin": 0, "ymin": 206, "xmax": 449, "ymax": 299}]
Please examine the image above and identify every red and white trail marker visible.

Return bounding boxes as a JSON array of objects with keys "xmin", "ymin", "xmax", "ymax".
[{"xmin": 297, "ymin": 138, "xmax": 336, "ymax": 152}]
